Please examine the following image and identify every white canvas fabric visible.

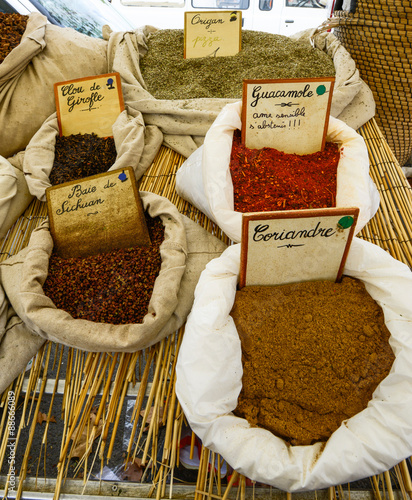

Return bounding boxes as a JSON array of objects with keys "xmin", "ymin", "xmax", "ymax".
[
  {"xmin": 175, "ymin": 238, "xmax": 412, "ymax": 491},
  {"xmin": 0, "ymin": 152, "xmax": 33, "ymax": 239}
]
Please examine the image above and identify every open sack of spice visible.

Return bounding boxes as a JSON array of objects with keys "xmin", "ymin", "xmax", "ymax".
[
  {"xmin": 0, "ymin": 152, "xmax": 34, "ymax": 239},
  {"xmin": 175, "ymin": 239, "xmax": 412, "ymax": 491},
  {"xmin": 105, "ymin": 25, "xmax": 369, "ymax": 159},
  {"xmin": 0, "ymin": 192, "xmax": 227, "ymax": 362},
  {"xmin": 176, "ymin": 101, "xmax": 380, "ymax": 242},
  {"xmin": 23, "ymin": 110, "xmax": 163, "ymax": 201},
  {"xmin": 0, "ymin": 12, "xmax": 109, "ymax": 159}
]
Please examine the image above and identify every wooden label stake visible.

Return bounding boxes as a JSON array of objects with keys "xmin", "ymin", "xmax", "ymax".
[
  {"xmin": 239, "ymin": 207, "xmax": 359, "ymax": 289},
  {"xmin": 242, "ymin": 77, "xmax": 335, "ymax": 154},
  {"xmin": 46, "ymin": 167, "xmax": 150, "ymax": 259},
  {"xmin": 54, "ymin": 72, "xmax": 125, "ymax": 137},
  {"xmin": 184, "ymin": 10, "xmax": 242, "ymax": 59}
]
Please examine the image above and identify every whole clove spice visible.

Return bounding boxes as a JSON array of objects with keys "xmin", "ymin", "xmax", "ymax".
[
  {"xmin": 0, "ymin": 13, "xmax": 28, "ymax": 64},
  {"xmin": 50, "ymin": 133, "xmax": 117, "ymax": 186},
  {"xmin": 43, "ymin": 213, "xmax": 165, "ymax": 324}
]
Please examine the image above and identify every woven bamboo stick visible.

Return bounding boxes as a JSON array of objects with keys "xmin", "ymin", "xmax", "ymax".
[
  {"xmin": 399, "ymin": 460, "xmax": 412, "ymax": 498},
  {"xmin": 16, "ymin": 343, "xmax": 52, "ymax": 500}
]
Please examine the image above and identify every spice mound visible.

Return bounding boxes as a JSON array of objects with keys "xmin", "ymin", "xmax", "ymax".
[
  {"xmin": 231, "ymin": 277, "xmax": 395, "ymax": 446},
  {"xmin": 50, "ymin": 133, "xmax": 117, "ymax": 186},
  {"xmin": 0, "ymin": 13, "xmax": 28, "ymax": 64},
  {"xmin": 140, "ymin": 29, "xmax": 335, "ymax": 100},
  {"xmin": 43, "ymin": 213, "xmax": 164, "ymax": 324},
  {"xmin": 229, "ymin": 131, "xmax": 340, "ymax": 212}
]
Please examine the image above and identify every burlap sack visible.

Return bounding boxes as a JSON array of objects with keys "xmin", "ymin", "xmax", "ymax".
[
  {"xmin": 0, "ymin": 152, "xmax": 34, "ymax": 240},
  {"xmin": 292, "ymin": 28, "xmax": 375, "ymax": 130},
  {"xmin": 105, "ymin": 25, "xmax": 372, "ymax": 158},
  {"xmin": 0, "ymin": 280, "xmax": 45, "ymax": 394},
  {"xmin": 23, "ymin": 109, "xmax": 163, "ymax": 201},
  {"xmin": 0, "ymin": 13, "xmax": 108, "ymax": 158},
  {"xmin": 0, "ymin": 192, "xmax": 227, "ymax": 356}
]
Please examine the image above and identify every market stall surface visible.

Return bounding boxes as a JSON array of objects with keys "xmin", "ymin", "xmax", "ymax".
[{"xmin": 1, "ymin": 117, "xmax": 412, "ymax": 500}]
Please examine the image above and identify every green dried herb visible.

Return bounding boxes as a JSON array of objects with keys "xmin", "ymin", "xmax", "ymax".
[{"xmin": 140, "ymin": 29, "xmax": 335, "ymax": 100}]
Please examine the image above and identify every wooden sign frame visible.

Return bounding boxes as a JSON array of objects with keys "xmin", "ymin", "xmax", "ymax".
[
  {"xmin": 239, "ymin": 207, "xmax": 359, "ymax": 289},
  {"xmin": 241, "ymin": 77, "xmax": 335, "ymax": 154},
  {"xmin": 46, "ymin": 167, "xmax": 150, "ymax": 259},
  {"xmin": 184, "ymin": 10, "xmax": 242, "ymax": 59},
  {"xmin": 54, "ymin": 72, "xmax": 125, "ymax": 138}
]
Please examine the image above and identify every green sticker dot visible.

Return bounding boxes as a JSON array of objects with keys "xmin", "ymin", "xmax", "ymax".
[
  {"xmin": 337, "ymin": 216, "xmax": 354, "ymax": 229},
  {"xmin": 316, "ymin": 85, "xmax": 326, "ymax": 96}
]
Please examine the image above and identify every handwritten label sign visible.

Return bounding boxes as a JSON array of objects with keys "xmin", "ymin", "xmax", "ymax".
[
  {"xmin": 184, "ymin": 11, "xmax": 241, "ymax": 59},
  {"xmin": 54, "ymin": 72, "xmax": 125, "ymax": 137},
  {"xmin": 241, "ymin": 77, "xmax": 335, "ymax": 154},
  {"xmin": 46, "ymin": 167, "xmax": 150, "ymax": 259},
  {"xmin": 239, "ymin": 207, "xmax": 359, "ymax": 289}
]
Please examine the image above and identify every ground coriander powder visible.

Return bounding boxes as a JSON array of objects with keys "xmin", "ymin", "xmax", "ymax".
[{"xmin": 231, "ymin": 277, "xmax": 395, "ymax": 446}]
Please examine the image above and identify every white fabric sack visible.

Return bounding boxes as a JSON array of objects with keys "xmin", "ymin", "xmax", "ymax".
[
  {"xmin": 0, "ymin": 152, "xmax": 34, "ymax": 239},
  {"xmin": 292, "ymin": 29, "xmax": 375, "ymax": 130},
  {"xmin": 23, "ymin": 109, "xmax": 163, "ymax": 202},
  {"xmin": 176, "ymin": 101, "xmax": 380, "ymax": 242},
  {"xmin": 175, "ymin": 239, "xmax": 412, "ymax": 491},
  {"xmin": 0, "ymin": 13, "xmax": 108, "ymax": 158}
]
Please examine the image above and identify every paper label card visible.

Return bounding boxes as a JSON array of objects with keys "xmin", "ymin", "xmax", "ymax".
[
  {"xmin": 241, "ymin": 77, "xmax": 335, "ymax": 154},
  {"xmin": 239, "ymin": 207, "xmax": 359, "ymax": 289},
  {"xmin": 54, "ymin": 72, "xmax": 125, "ymax": 138},
  {"xmin": 184, "ymin": 11, "xmax": 242, "ymax": 59},
  {"xmin": 46, "ymin": 167, "xmax": 151, "ymax": 259}
]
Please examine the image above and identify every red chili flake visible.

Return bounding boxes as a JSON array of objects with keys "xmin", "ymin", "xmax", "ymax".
[{"xmin": 229, "ymin": 130, "xmax": 340, "ymax": 213}]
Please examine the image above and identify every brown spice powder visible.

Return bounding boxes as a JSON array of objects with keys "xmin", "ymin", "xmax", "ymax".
[{"xmin": 231, "ymin": 277, "xmax": 395, "ymax": 446}]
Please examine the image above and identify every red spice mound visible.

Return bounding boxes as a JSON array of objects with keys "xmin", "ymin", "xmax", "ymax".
[
  {"xmin": 43, "ymin": 214, "xmax": 164, "ymax": 324},
  {"xmin": 229, "ymin": 130, "xmax": 340, "ymax": 213},
  {"xmin": 231, "ymin": 278, "xmax": 395, "ymax": 446}
]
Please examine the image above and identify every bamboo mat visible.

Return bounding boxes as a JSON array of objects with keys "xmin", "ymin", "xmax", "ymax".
[{"xmin": 0, "ymin": 117, "xmax": 412, "ymax": 500}]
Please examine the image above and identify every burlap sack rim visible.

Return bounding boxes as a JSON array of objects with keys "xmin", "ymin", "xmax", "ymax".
[
  {"xmin": 23, "ymin": 109, "xmax": 152, "ymax": 202},
  {"xmin": 0, "ymin": 192, "xmax": 188, "ymax": 351}
]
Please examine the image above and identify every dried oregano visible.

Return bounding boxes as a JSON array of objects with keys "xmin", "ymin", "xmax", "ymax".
[{"xmin": 140, "ymin": 29, "xmax": 335, "ymax": 100}]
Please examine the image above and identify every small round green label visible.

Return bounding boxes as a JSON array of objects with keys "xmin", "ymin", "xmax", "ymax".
[
  {"xmin": 316, "ymin": 85, "xmax": 326, "ymax": 96},
  {"xmin": 337, "ymin": 216, "xmax": 354, "ymax": 229}
]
